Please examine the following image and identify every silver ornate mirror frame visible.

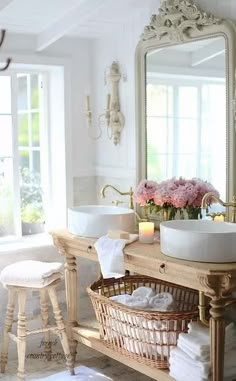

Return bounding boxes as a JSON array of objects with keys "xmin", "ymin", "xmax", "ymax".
[{"xmin": 135, "ymin": 0, "xmax": 236, "ymax": 208}]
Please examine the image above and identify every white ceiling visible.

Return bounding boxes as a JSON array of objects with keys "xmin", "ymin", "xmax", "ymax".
[{"xmin": 0, "ymin": 0, "xmax": 158, "ymax": 51}]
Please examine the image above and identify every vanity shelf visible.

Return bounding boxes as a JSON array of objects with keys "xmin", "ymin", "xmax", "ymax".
[
  {"xmin": 51, "ymin": 229, "xmax": 236, "ymax": 381},
  {"xmin": 72, "ymin": 322, "xmax": 173, "ymax": 381}
]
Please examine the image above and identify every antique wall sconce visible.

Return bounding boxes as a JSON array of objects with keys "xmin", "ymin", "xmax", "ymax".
[
  {"xmin": 85, "ymin": 61, "xmax": 125, "ymax": 146},
  {"xmin": 0, "ymin": 30, "xmax": 11, "ymax": 71}
]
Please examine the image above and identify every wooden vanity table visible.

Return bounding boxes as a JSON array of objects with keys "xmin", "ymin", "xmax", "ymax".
[{"xmin": 51, "ymin": 229, "xmax": 236, "ymax": 381}]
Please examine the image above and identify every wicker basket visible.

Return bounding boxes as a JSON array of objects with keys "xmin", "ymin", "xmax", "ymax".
[{"xmin": 87, "ymin": 275, "xmax": 199, "ymax": 369}]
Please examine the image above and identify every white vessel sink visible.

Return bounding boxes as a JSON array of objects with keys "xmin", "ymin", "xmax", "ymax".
[
  {"xmin": 160, "ymin": 220, "xmax": 236, "ymax": 263},
  {"xmin": 68, "ymin": 205, "xmax": 135, "ymax": 238}
]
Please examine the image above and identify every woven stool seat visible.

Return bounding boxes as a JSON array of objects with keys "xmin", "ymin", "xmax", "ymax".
[
  {"xmin": 0, "ymin": 260, "xmax": 63, "ymax": 288},
  {"xmin": 0, "ymin": 260, "xmax": 74, "ymax": 381}
]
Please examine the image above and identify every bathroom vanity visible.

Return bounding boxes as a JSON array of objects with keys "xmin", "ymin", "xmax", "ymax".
[{"xmin": 51, "ymin": 228, "xmax": 236, "ymax": 381}]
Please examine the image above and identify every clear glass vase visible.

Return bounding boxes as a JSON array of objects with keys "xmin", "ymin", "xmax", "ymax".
[{"xmin": 161, "ymin": 207, "xmax": 177, "ymax": 221}]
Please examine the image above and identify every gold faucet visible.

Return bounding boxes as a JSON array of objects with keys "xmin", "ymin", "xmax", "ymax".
[
  {"xmin": 201, "ymin": 192, "xmax": 236, "ymax": 223},
  {"xmin": 101, "ymin": 184, "xmax": 134, "ymax": 209}
]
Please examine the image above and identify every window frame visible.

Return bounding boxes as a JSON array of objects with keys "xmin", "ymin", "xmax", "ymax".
[{"xmin": 0, "ymin": 69, "xmax": 49, "ymax": 240}]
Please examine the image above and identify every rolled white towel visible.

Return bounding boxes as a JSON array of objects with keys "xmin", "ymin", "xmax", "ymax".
[
  {"xmin": 126, "ymin": 296, "xmax": 149, "ymax": 309},
  {"xmin": 132, "ymin": 286, "xmax": 155, "ymax": 299},
  {"xmin": 148, "ymin": 292, "xmax": 174, "ymax": 311},
  {"xmin": 109, "ymin": 293, "xmax": 149, "ymax": 309},
  {"xmin": 110, "ymin": 294, "xmax": 134, "ymax": 304}
]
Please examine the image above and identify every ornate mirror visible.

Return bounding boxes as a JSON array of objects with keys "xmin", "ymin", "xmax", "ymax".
[{"xmin": 135, "ymin": 0, "xmax": 236, "ymax": 214}]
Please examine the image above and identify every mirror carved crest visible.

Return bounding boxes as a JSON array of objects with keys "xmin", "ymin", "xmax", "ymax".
[{"xmin": 142, "ymin": 0, "xmax": 221, "ymax": 42}]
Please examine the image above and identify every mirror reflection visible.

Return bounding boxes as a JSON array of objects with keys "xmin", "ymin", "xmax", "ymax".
[{"xmin": 146, "ymin": 36, "xmax": 226, "ymax": 200}]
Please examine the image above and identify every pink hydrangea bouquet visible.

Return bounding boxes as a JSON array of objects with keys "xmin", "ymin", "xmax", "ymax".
[{"xmin": 134, "ymin": 177, "xmax": 220, "ymax": 220}]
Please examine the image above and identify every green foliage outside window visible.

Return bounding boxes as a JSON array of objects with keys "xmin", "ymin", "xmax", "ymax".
[{"xmin": 20, "ymin": 168, "xmax": 45, "ymax": 224}]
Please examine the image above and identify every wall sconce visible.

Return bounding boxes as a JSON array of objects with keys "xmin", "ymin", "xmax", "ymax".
[
  {"xmin": 0, "ymin": 30, "xmax": 11, "ymax": 71},
  {"xmin": 85, "ymin": 61, "xmax": 125, "ymax": 146}
]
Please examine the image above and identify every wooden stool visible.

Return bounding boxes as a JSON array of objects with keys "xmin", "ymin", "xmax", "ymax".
[{"xmin": 0, "ymin": 260, "xmax": 74, "ymax": 381}]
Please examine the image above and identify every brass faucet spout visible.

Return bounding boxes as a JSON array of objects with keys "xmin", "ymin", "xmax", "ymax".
[
  {"xmin": 201, "ymin": 192, "xmax": 236, "ymax": 223},
  {"xmin": 100, "ymin": 184, "xmax": 134, "ymax": 209}
]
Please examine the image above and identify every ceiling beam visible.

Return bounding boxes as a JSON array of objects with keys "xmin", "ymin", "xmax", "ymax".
[
  {"xmin": 36, "ymin": 0, "xmax": 108, "ymax": 52},
  {"xmin": 0, "ymin": 0, "xmax": 13, "ymax": 12},
  {"xmin": 191, "ymin": 39, "xmax": 225, "ymax": 67}
]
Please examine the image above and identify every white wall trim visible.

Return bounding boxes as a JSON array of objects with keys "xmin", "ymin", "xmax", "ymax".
[{"xmin": 0, "ymin": 52, "xmax": 71, "ymax": 67}]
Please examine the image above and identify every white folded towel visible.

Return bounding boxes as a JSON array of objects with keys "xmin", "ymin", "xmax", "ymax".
[
  {"xmin": 132, "ymin": 286, "xmax": 155, "ymax": 299},
  {"xmin": 178, "ymin": 331, "xmax": 210, "ymax": 358},
  {"xmin": 178, "ymin": 339, "xmax": 210, "ymax": 362},
  {"xmin": 95, "ymin": 234, "xmax": 138, "ymax": 278},
  {"xmin": 149, "ymin": 292, "xmax": 175, "ymax": 311},
  {"xmin": 0, "ymin": 260, "xmax": 63, "ymax": 288},
  {"xmin": 169, "ymin": 367, "xmax": 208, "ymax": 381},
  {"xmin": 188, "ymin": 321, "xmax": 210, "ymax": 336},
  {"xmin": 170, "ymin": 359, "xmax": 208, "ymax": 379},
  {"xmin": 169, "ymin": 349, "xmax": 209, "ymax": 378},
  {"xmin": 178, "ymin": 321, "xmax": 236, "ymax": 360},
  {"xmin": 225, "ymin": 348, "xmax": 236, "ymax": 371}
]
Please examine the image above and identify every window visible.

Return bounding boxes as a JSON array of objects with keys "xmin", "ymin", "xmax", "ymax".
[
  {"xmin": 146, "ymin": 77, "xmax": 226, "ymax": 200},
  {"xmin": 0, "ymin": 72, "xmax": 46, "ymax": 239}
]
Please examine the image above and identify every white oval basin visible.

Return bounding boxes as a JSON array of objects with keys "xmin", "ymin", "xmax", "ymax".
[
  {"xmin": 160, "ymin": 220, "xmax": 236, "ymax": 263},
  {"xmin": 68, "ymin": 205, "xmax": 135, "ymax": 238}
]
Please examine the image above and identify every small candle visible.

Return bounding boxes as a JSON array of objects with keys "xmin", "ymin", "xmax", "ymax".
[
  {"xmin": 139, "ymin": 222, "xmax": 154, "ymax": 244},
  {"xmin": 214, "ymin": 215, "xmax": 225, "ymax": 222},
  {"xmin": 86, "ymin": 95, "xmax": 90, "ymax": 111}
]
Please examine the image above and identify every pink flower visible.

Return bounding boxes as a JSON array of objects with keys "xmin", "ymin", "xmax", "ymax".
[
  {"xmin": 154, "ymin": 177, "xmax": 219, "ymax": 208},
  {"xmin": 133, "ymin": 180, "xmax": 158, "ymax": 206},
  {"xmin": 134, "ymin": 177, "xmax": 220, "ymax": 210}
]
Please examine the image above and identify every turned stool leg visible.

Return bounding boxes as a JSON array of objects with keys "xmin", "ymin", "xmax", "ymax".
[
  {"xmin": 47, "ymin": 286, "xmax": 74, "ymax": 375},
  {"xmin": 40, "ymin": 288, "xmax": 52, "ymax": 361},
  {"xmin": 1, "ymin": 288, "xmax": 16, "ymax": 373},
  {"xmin": 16, "ymin": 289, "xmax": 27, "ymax": 381}
]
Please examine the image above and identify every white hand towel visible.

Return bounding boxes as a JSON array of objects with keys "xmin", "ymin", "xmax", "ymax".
[
  {"xmin": 0, "ymin": 260, "xmax": 63, "ymax": 288},
  {"xmin": 178, "ymin": 339, "xmax": 210, "ymax": 362},
  {"xmin": 178, "ymin": 331, "xmax": 210, "ymax": 357},
  {"xmin": 169, "ymin": 358, "xmax": 209, "ymax": 379},
  {"xmin": 225, "ymin": 348, "xmax": 236, "ymax": 369},
  {"xmin": 188, "ymin": 321, "xmax": 210, "ymax": 336},
  {"xmin": 95, "ymin": 234, "xmax": 138, "ymax": 278},
  {"xmin": 169, "ymin": 347, "xmax": 210, "ymax": 375},
  {"xmin": 180, "ymin": 321, "xmax": 236, "ymax": 359},
  {"xmin": 169, "ymin": 367, "xmax": 208, "ymax": 381},
  {"xmin": 148, "ymin": 292, "xmax": 175, "ymax": 311},
  {"xmin": 132, "ymin": 286, "xmax": 155, "ymax": 299}
]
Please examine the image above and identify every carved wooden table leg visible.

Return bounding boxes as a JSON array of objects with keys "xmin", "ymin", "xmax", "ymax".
[
  {"xmin": 198, "ymin": 272, "xmax": 232, "ymax": 381},
  {"xmin": 210, "ymin": 297, "xmax": 225, "ymax": 381},
  {"xmin": 64, "ymin": 253, "xmax": 78, "ymax": 364}
]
